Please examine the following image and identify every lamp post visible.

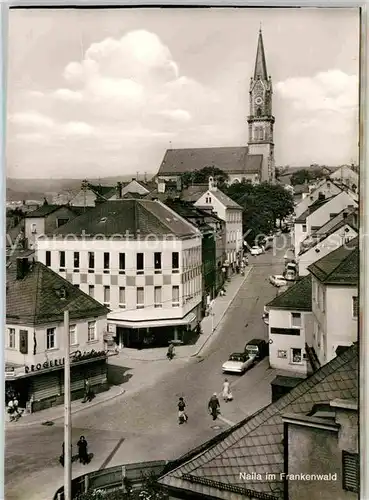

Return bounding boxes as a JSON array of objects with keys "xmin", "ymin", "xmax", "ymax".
[{"xmin": 64, "ymin": 309, "xmax": 72, "ymax": 500}]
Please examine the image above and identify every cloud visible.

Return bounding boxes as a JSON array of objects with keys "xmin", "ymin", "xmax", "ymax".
[
  {"xmin": 62, "ymin": 121, "xmax": 94, "ymax": 135},
  {"xmin": 53, "ymin": 88, "xmax": 83, "ymax": 102},
  {"xmin": 159, "ymin": 109, "xmax": 191, "ymax": 122},
  {"xmin": 10, "ymin": 111, "xmax": 54, "ymax": 128},
  {"xmin": 275, "ymin": 70, "xmax": 358, "ymax": 114}
]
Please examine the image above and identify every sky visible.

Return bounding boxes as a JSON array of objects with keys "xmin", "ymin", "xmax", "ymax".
[{"xmin": 6, "ymin": 7, "xmax": 360, "ymax": 179}]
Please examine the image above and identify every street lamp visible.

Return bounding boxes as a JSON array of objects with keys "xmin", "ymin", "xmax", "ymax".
[{"xmin": 64, "ymin": 310, "xmax": 72, "ymax": 500}]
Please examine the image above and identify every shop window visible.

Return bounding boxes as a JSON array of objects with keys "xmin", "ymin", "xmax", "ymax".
[
  {"xmin": 291, "ymin": 348, "xmax": 302, "ymax": 364},
  {"xmin": 8, "ymin": 328, "xmax": 16, "ymax": 349},
  {"xmin": 342, "ymin": 451, "xmax": 359, "ymax": 492},
  {"xmin": 69, "ymin": 325, "xmax": 77, "ymax": 346},
  {"xmin": 46, "ymin": 328, "xmax": 56, "ymax": 350},
  {"xmin": 88, "ymin": 321, "xmax": 96, "ymax": 342},
  {"xmin": 136, "ymin": 253, "xmax": 144, "ymax": 275}
]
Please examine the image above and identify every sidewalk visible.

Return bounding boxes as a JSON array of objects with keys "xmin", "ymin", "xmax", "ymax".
[{"xmin": 117, "ymin": 267, "xmax": 253, "ymax": 362}]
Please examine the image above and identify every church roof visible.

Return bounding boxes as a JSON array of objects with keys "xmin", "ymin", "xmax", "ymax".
[
  {"xmin": 254, "ymin": 29, "xmax": 268, "ymax": 80},
  {"xmin": 157, "ymin": 147, "xmax": 263, "ymax": 176}
]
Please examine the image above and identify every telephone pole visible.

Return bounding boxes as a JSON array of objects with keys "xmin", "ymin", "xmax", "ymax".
[{"xmin": 64, "ymin": 310, "xmax": 72, "ymax": 500}]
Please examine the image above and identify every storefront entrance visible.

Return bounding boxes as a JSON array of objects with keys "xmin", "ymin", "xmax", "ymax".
[{"xmin": 116, "ymin": 324, "xmax": 190, "ymax": 349}]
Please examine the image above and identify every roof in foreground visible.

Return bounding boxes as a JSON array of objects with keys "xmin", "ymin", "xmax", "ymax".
[
  {"xmin": 307, "ymin": 236, "xmax": 359, "ymax": 285},
  {"xmin": 158, "ymin": 147, "xmax": 263, "ymax": 175},
  {"xmin": 6, "ymin": 260, "xmax": 108, "ymax": 325},
  {"xmin": 158, "ymin": 343, "xmax": 358, "ymax": 500},
  {"xmin": 51, "ymin": 199, "xmax": 199, "ymax": 238},
  {"xmin": 266, "ymin": 275, "xmax": 312, "ymax": 311}
]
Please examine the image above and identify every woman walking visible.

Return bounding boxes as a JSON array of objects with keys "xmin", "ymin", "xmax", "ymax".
[
  {"xmin": 222, "ymin": 379, "xmax": 233, "ymax": 402},
  {"xmin": 77, "ymin": 436, "xmax": 89, "ymax": 465}
]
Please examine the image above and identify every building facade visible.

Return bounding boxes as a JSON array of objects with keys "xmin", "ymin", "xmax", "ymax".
[
  {"xmin": 36, "ymin": 199, "xmax": 203, "ymax": 348},
  {"xmin": 6, "ymin": 257, "xmax": 109, "ymax": 412},
  {"xmin": 294, "ymin": 179, "xmax": 343, "ymax": 219}
]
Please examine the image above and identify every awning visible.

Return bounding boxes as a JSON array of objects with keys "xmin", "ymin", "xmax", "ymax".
[{"xmin": 108, "ymin": 311, "xmax": 197, "ymax": 329}]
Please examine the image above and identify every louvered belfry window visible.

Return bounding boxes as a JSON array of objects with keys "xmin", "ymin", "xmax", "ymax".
[{"xmin": 342, "ymin": 450, "xmax": 359, "ymax": 492}]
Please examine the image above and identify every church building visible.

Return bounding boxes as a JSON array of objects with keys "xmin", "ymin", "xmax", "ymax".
[{"xmin": 156, "ymin": 29, "xmax": 275, "ymax": 184}]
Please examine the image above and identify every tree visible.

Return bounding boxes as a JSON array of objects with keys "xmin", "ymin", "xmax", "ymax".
[
  {"xmin": 290, "ymin": 168, "xmax": 321, "ymax": 186},
  {"xmin": 180, "ymin": 166, "xmax": 229, "ymax": 188}
]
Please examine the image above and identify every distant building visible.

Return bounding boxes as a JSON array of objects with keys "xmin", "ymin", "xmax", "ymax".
[
  {"xmin": 35, "ymin": 199, "xmax": 203, "ymax": 348},
  {"xmin": 5, "ymin": 257, "xmax": 109, "ymax": 412},
  {"xmin": 306, "ymin": 237, "xmax": 358, "ymax": 369},
  {"xmin": 294, "ymin": 179, "xmax": 343, "ymax": 219},
  {"xmin": 158, "ymin": 343, "xmax": 358, "ymax": 500},
  {"xmin": 107, "ymin": 178, "xmax": 154, "ymax": 199},
  {"xmin": 156, "ymin": 29, "xmax": 275, "ymax": 184},
  {"xmin": 69, "ymin": 181, "xmax": 116, "ymax": 207},
  {"xmin": 330, "ymin": 164, "xmax": 359, "ymax": 192}
]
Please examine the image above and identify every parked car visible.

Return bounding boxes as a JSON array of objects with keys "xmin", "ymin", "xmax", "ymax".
[
  {"xmin": 222, "ymin": 352, "xmax": 256, "ymax": 374},
  {"xmin": 284, "ymin": 262, "xmax": 297, "ymax": 281},
  {"xmin": 244, "ymin": 339, "xmax": 269, "ymax": 360},
  {"xmin": 250, "ymin": 246, "xmax": 263, "ymax": 256},
  {"xmin": 269, "ymin": 274, "xmax": 288, "ymax": 287}
]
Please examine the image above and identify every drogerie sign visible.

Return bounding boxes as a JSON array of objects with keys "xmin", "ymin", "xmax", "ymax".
[{"xmin": 24, "ymin": 349, "xmax": 106, "ymax": 374}]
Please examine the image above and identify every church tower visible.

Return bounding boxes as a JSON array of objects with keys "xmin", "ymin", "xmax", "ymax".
[{"xmin": 247, "ymin": 29, "xmax": 275, "ymax": 183}]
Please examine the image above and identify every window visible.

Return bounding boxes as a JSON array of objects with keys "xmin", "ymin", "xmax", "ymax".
[
  {"xmin": 154, "ymin": 252, "xmax": 162, "ymax": 273},
  {"xmin": 291, "ymin": 348, "xmax": 302, "ymax": 364},
  {"xmin": 342, "ymin": 451, "xmax": 359, "ymax": 492},
  {"xmin": 88, "ymin": 252, "xmax": 95, "ymax": 272},
  {"xmin": 172, "ymin": 252, "xmax": 179, "ymax": 273},
  {"xmin": 103, "ymin": 252, "xmax": 110, "ymax": 273},
  {"xmin": 59, "ymin": 251, "xmax": 65, "ymax": 271},
  {"xmin": 104, "ymin": 286, "xmax": 110, "ymax": 305},
  {"xmin": 73, "ymin": 252, "xmax": 80, "ymax": 271},
  {"xmin": 46, "ymin": 328, "xmax": 56, "ymax": 350},
  {"xmin": 69, "ymin": 324, "xmax": 77, "ymax": 346},
  {"xmin": 136, "ymin": 287, "xmax": 144, "ymax": 308},
  {"xmin": 31, "ymin": 223, "xmax": 37, "ymax": 234},
  {"xmin": 270, "ymin": 327, "xmax": 300, "ymax": 336},
  {"xmin": 119, "ymin": 253, "xmax": 125, "ymax": 274},
  {"xmin": 45, "ymin": 251, "xmax": 51, "ymax": 267},
  {"xmin": 88, "ymin": 285, "xmax": 94, "ymax": 298},
  {"xmin": 291, "ymin": 312, "xmax": 302, "ymax": 327},
  {"xmin": 136, "ymin": 253, "xmax": 144, "ymax": 274},
  {"xmin": 57, "ymin": 218, "xmax": 69, "ymax": 228},
  {"xmin": 352, "ymin": 296, "xmax": 358, "ymax": 318},
  {"xmin": 88, "ymin": 321, "xmax": 96, "ymax": 342},
  {"xmin": 172, "ymin": 285, "xmax": 180, "ymax": 307},
  {"xmin": 119, "ymin": 287, "xmax": 126, "ymax": 308},
  {"xmin": 19, "ymin": 330, "xmax": 28, "ymax": 354},
  {"xmin": 8, "ymin": 328, "xmax": 15, "ymax": 349},
  {"xmin": 302, "ymin": 225, "xmax": 307, "ymax": 232},
  {"xmin": 154, "ymin": 286, "xmax": 162, "ymax": 308}
]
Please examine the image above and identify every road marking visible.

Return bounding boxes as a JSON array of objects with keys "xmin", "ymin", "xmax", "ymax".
[
  {"xmin": 218, "ymin": 415, "xmax": 235, "ymax": 426},
  {"xmin": 98, "ymin": 437, "xmax": 125, "ymax": 470}
]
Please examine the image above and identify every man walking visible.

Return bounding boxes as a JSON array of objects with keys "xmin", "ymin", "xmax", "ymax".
[
  {"xmin": 208, "ymin": 393, "xmax": 220, "ymax": 420},
  {"xmin": 177, "ymin": 397, "xmax": 188, "ymax": 424}
]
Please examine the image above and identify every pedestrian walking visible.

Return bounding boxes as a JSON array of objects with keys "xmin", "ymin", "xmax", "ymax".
[
  {"xmin": 167, "ymin": 343, "xmax": 175, "ymax": 360},
  {"xmin": 222, "ymin": 379, "xmax": 233, "ymax": 402},
  {"xmin": 208, "ymin": 393, "xmax": 220, "ymax": 420},
  {"xmin": 77, "ymin": 436, "xmax": 89, "ymax": 465},
  {"xmin": 177, "ymin": 397, "xmax": 188, "ymax": 424},
  {"xmin": 59, "ymin": 442, "xmax": 65, "ymax": 467}
]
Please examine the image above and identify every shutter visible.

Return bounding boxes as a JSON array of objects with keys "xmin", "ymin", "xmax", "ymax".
[
  {"xmin": 342, "ymin": 451, "xmax": 359, "ymax": 492},
  {"xmin": 31, "ymin": 373, "xmax": 60, "ymax": 401}
]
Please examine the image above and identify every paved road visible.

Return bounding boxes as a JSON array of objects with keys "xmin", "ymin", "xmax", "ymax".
[{"xmin": 5, "ymin": 240, "xmax": 287, "ymax": 500}]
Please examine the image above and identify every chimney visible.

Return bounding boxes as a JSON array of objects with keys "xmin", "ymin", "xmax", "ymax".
[
  {"xmin": 16, "ymin": 257, "xmax": 30, "ymax": 280},
  {"xmin": 116, "ymin": 182, "xmax": 123, "ymax": 199},
  {"xmin": 132, "ymin": 177, "xmax": 136, "ymax": 182},
  {"xmin": 208, "ymin": 176, "xmax": 217, "ymax": 192}
]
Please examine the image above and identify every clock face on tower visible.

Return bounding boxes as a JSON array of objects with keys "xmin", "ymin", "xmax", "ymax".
[{"xmin": 254, "ymin": 96, "xmax": 263, "ymax": 105}]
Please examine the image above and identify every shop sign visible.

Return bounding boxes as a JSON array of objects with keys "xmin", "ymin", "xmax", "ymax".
[{"xmin": 24, "ymin": 349, "xmax": 106, "ymax": 374}]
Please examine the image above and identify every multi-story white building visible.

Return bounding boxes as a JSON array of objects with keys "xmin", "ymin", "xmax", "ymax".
[
  {"xmin": 36, "ymin": 199, "xmax": 203, "ymax": 348},
  {"xmin": 293, "ymin": 191, "xmax": 357, "ymax": 259},
  {"xmin": 5, "ymin": 256, "xmax": 109, "ymax": 412},
  {"xmin": 297, "ymin": 207, "xmax": 358, "ymax": 276},
  {"xmin": 307, "ymin": 237, "xmax": 358, "ymax": 369},
  {"xmin": 194, "ymin": 177, "xmax": 243, "ymax": 266},
  {"xmin": 294, "ymin": 179, "xmax": 343, "ymax": 219},
  {"xmin": 265, "ymin": 275, "xmax": 313, "ymax": 376}
]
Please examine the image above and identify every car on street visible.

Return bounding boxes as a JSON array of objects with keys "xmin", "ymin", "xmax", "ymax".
[
  {"xmin": 269, "ymin": 274, "xmax": 288, "ymax": 287},
  {"xmin": 284, "ymin": 262, "xmax": 297, "ymax": 281},
  {"xmin": 244, "ymin": 339, "xmax": 269, "ymax": 360},
  {"xmin": 250, "ymin": 246, "xmax": 263, "ymax": 256},
  {"xmin": 222, "ymin": 352, "xmax": 256, "ymax": 374}
]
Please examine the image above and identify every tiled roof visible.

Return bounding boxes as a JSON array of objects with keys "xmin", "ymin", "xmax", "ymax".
[
  {"xmin": 88, "ymin": 184, "xmax": 115, "ymax": 197},
  {"xmin": 158, "ymin": 343, "xmax": 358, "ymax": 500},
  {"xmin": 210, "ymin": 190, "xmax": 243, "ymax": 209},
  {"xmin": 52, "ymin": 199, "xmax": 199, "ymax": 238},
  {"xmin": 25, "ymin": 204, "xmax": 63, "ymax": 218},
  {"xmin": 266, "ymin": 275, "xmax": 312, "ymax": 311},
  {"xmin": 164, "ymin": 199, "xmax": 221, "ymax": 233},
  {"xmin": 181, "ymin": 184, "xmax": 209, "ymax": 202},
  {"xmin": 6, "ymin": 260, "xmax": 108, "ymax": 325},
  {"xmin": 294, "ymin": 196, "xmax": 333, "ymax": 223},
  {"xmin": 158, "ymin": 147, "xmax": 263, "ymax": 175},
  {"xmin": 307, "ymin": 236, "xmax": 359, "ymax": 285},
  {"xmin": 299, "ymin": 208, "xmax": 358, "ymax": 256}
]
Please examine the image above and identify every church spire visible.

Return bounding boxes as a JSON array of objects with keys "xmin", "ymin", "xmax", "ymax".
[{"xmin": 254, "ymin": 28, "xmax": 268, "ymax": 80}]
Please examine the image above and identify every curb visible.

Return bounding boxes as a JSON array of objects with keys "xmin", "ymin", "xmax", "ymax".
[
  {"xmin": 5, "ymin": 387, "xmax": 126, "ymax": 429},
  {"xmin": 191, "ymin": 266, "xmax": 253, "ymax": 358}
]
